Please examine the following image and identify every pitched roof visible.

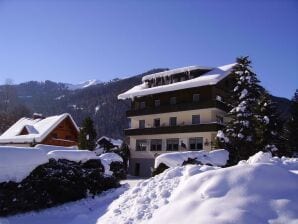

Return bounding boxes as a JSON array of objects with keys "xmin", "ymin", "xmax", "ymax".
[
  {"xmin": 0, "ymin": 113, "xmax": 79, "ymax": 144},
  {"xmin": 97, "ymin": 136, "xmax": 123, "ymax": 147},
  {"xmin": 118, "ymin": 63, "xmax": 236, "ymax": 100}
]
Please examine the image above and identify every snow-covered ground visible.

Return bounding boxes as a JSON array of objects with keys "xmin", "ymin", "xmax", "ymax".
[
  {"xmin": 2, "ymin": 186, "xmax": 128, "ymax": 224},
  {"xmin": 2, "ymin": 152, "xmax": 298, "ymax": 224},
  {"xmin": 99, "ymin": 152, "xmax": 298, "ymax": 224},
  {"xmin": 2, "ymin": 177, "xmax": 144, "ymax": 224}
]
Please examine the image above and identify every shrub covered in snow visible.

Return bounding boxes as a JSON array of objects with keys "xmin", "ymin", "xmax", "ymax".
[
  {"xmin": 153, "ymin": 149, "xmax": 229, "ymax": 175},
  {"xmin": 0, "ymin": 147, "xmax": 49, "ymax": 183},
  {"xmin": 47, "ymin": 150, "xmax": 98, "ymax": 163},
  {"xmin": 99, "ymin": 153, "xmax": 126, "ymax": 180},
  {"xmin": 0, "ymin": 158, "xmax": 119, "ymax": 216}
]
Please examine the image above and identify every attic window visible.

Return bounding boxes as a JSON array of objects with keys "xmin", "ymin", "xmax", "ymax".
[{"xmin": 19, "ymin": 127, "xmax": 29, "ymax": 135}]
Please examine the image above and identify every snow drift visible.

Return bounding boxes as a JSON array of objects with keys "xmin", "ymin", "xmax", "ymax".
[
  {"xmin": 98, "ymin": 152, "xmax": 298, "ymax": 224},
  {"xmin": 154, "ymin": 149, "xmax": 229, "ymax": 168},
  {"xmin": 0, "ymin": 147, "xmax": 49, "ymax": 182},
  {"xmin": 0, "ymin": 146, "xmax": 124, "ymax": 183}
]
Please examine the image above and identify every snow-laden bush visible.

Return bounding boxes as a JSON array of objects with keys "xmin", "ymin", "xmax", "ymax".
[
  {"xmin": 0, "ymin": 146, "xmax": 126, "ymax": 183},
  {"xmin": 99, "ymin": 153, "xmax": 126, "ymax": 179},
  {"xmin": 153, "ymin": 149, "xmax": 229, "ymax": 176},
  {"xmin": 0, "ymin": 158, "xmax": 119, "ymax": 216},
  {"xmin": 0, "ymin": 146, "xmax": 49, "ymax": 183}
]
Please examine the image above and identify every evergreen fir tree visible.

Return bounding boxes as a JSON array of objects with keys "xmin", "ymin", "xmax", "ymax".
[
  {"xmin": 255, "ymin": 90, "xmax": 284, "ymax": 155},
  {"xmin": 117, "ymin": 143, "xmax": 130, "ymax": 171},
  {"xmin": 78, "ymin": 116, "xmax": 97, "ymax": 150},
  {"xmin": 217, "ymin": 56, "xmax": 263, "ymax": 164},
  {"xmin": 287, "ymin": 89, "xmax": 298, "ymax": 156}
]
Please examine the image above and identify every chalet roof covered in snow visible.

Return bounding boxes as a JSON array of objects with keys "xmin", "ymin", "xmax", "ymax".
[
  {"xmin": 118, "ymin": 63, "xmax": 235, "ymax": 100},
  {"xmin": 0, "ymin": 113, "xmax": 79, "ymax": 144}
]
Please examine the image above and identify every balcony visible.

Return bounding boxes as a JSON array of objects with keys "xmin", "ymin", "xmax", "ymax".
[
  {"xmin": 126, "ymin": 100, "xmax": 228, "ymax": 117},
  {"xmin": 124, "ymin": 123, "xmax": 224, "ymax": 136}
]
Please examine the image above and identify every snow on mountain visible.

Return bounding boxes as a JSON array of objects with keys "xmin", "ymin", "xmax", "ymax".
[{"xmin": 65, "ymin": 80, "xmax": 102, "ymax": 90}]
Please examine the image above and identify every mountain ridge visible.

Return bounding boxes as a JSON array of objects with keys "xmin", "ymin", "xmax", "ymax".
[{"xmin": 0, "ymin": 69, "xmax": 292, "ymax": 138}]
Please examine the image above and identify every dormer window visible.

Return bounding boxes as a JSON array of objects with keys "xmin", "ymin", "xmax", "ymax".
[
  {"xmin": 193, "ymin": 94, "xmax": 200, "ymax": 102},
  {"xmin": 140, "ymin": 101, "xmax": 146, "ymax": 109},
  {"xmin": 170, "ymin": 97, "xmax": 176, "ymax": 105}
]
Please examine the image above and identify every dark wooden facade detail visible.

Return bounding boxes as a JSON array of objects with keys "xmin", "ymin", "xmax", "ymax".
[
  {"xmin": 41, "ymin": 116, "xmax": 79, "ymax": 147},
  {"xmin": 127, "ymin": 100, "xmax": 228, "ymax": 117},
  {"xmin": 129, "ymin": 79, "xmax": 232, "ymax": 117},
  {"xmin": 124, "ymin": 123, "xmax": 224, "ymax": 136}
]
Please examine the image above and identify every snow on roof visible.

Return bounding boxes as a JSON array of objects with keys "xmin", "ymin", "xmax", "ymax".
[
  {"xmin": 141, "ymin": 65, "xmax": 212, "ymax": 82},
  {"xmin": 118, "ymin": 63, "xmax": 236, "ymax": 100},
  {"xmin": 97, "ymin": 136, "xmax": 123, "ymax": 147},
  {"xmin": 0, "ymin": 113, "xmax": 79, "ymax": 144}
]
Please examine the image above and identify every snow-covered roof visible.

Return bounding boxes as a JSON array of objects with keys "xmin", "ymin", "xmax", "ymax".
[
  {"xmin": 118, "ymin": 63, "xmax": 236, "ymax": 100},
  {"xmin": 97, "ymin": 136, "xmax": 123, "ymax": 147},
  {"xmin": 0, "ymin": 113, "xmax": 79, "ymax": 144},
  {"xmin": 141, "ymin": 65, "xmax": 212, "ymax": 82}
]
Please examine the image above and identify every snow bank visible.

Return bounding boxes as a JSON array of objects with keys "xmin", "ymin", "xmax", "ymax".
[
  {"xmin": 154, "ymin": 149, "xmax": 229, "ymax": 168},
  {"xmin": 98, "ymin": 152, "xmax": 298, "ymax": 224},
  {"xmin": 0, "ymin": 146, "xmax": 49, "ymax": 182},
  {"xmin": 35, "ymin": 144, "xmax": 78, "ymax": 153},
  {"xmin": 0, "ymin": 146, "xmax": 96, "ymax": 183},
  {"xmin": 47, "ymin": 150, "xmax": 97, "ymax": 163},
  {"xmin": 99, "ymin": 153, "xmax": 123, "ymax": 176}
]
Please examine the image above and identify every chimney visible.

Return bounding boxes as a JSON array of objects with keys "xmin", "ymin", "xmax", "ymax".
[{"xmin": 33, "ymin": 113, "xmax": 45, "ymax": 119}]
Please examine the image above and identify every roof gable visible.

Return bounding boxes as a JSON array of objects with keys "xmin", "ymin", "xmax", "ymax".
[{"xmin": 0, "ymin": 113, "xmax": 79, "ymax": 144}]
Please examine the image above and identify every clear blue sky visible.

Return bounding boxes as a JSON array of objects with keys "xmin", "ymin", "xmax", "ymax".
[{"xmin": 0, "ymin": 0, "xmax": 297, "ymax": 99}]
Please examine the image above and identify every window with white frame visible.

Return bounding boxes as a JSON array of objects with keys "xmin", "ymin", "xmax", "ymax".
[
  {"xmin": 154, "ymin": 118, "xmax": 160, "ymax": 127},
  {"xmin": 169, "ymin": 117, "xmax": 177, "ymax": 126},
  {"xmin": 166, "ymin": 138, "xmax": 179, "ymax": 151},
  {"xmin": 189, "ymin": 137, "xmax": 203, "ymax": 151},
  {"xmin": 136, "ymin": 139, "xmax": 147, "ymax": 151},
  {"xmin": 192, "ymin": 115, "xmax": 200, "ymax": 124},
  {"xmin": 150, "ymin": 139, "xmax": 162, "ymax": 151},
  {"xmin": 139, "ymin": 120, "xmax": 145, "ymax": 128}
]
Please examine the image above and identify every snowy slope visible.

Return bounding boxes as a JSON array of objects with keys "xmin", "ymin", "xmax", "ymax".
[
  {"xmin": 65, "ymin": 80, "xmax": 102, "ymax": 90},
  {"xmin": 98, "ymin": 152, "xmax": 298, "ymax": 224}
]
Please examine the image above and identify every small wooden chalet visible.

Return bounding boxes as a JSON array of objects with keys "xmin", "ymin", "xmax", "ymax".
[
  {"xmin": 96, "ymin": 136, "xmax": 123, "ymax": 151},
  {"xmin": 0, "ymin": 113, "xmax": 79, "ymax": 147}
]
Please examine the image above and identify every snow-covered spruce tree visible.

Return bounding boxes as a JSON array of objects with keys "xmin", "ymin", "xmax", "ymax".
[
  {"xmin": 255, "ymin": 90, "xmax": 284, "ymax": 155},
  {"xmin": 78, "ymin": 116, "xmax": 97, "ymax": 150},
  {"xmin": 217, "ymin": 56, "xmax": 263, "ymax": 164},
  {"xmin": 287, "ymin": 89, "xmax": 298, "ymax": 156}
]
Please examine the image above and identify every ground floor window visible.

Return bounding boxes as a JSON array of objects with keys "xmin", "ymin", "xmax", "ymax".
[
  {"xmin": 150, "ymin": 139, "xmax": 162, "ymax": 151},
  {"xmin": 136, "ymin": 139, "xmax": 147, "ymax": 151},
  {"xmin": 189, "ymin": 137, "xmax": 203, "ymax": 151},
  {"xmin": 166, "ymin": 138, "xmax": 179, "ymax": 151}
]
